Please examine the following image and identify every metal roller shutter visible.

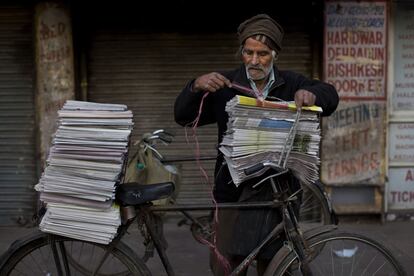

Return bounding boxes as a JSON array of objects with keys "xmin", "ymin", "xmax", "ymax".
[
  {"xmin": 87, "ymin": 30, "xmax": 312, "ymax": 204},
  {"xmin": 0, "ymin": 5, "xmax": 36, "ymax": 225}
]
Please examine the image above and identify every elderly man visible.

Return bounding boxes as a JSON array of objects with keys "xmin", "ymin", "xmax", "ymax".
[{"xmin": 174, "ymin": 14, "xmax": 338, "ymax": 275}]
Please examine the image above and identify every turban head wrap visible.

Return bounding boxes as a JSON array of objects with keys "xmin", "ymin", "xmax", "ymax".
[{"xmin": 237, "ymin": 14, "xmax": 284, "ymax": 52}]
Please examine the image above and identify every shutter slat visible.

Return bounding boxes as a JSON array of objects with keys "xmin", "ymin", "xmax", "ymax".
[{"xmin": 0, "ymin": 5, "xmax": 36, "ymax": 226}]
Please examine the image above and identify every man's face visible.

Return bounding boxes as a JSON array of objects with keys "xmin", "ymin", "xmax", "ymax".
[{"xmin": 242, "ymin": 37, "xmax": 274, "ymax": 81}]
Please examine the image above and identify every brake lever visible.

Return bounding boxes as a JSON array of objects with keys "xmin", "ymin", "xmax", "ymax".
[{"xmin": 162, "ymin": 130, "xmax": 174, "ymax": 137}]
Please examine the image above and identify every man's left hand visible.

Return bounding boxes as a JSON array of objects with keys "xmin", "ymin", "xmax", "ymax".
[{"xmin": 294, "ymin": 89, "xmax": 316, "ymax": 109}]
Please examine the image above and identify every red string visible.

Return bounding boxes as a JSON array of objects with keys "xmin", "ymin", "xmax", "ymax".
[
  {"xmin": 231, "ymin": 81, "xmax": 263, "ymax": 99},
  {"xmin": 185, "ymin": 91, "xmax": 232, "ymax": 275}
]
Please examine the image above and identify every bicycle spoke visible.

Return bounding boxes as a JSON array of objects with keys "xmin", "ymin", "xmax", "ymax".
[
  {"xmin": 58, "ymin": 241, "xmax": 72, "ymax": 276},
  {"xmin": 29, "ymin": 250, "xmax": 46, "ymax": 273},
  {"xmin": 330, "ymin": 242, "xmax": 334, "ymax": 275},
  {"xmin": 372, "ymin": 261, "xmax": 386, "ymax": 276},
  {"xmin": 298, "ymin": 184, "xmax": 333, "ymax": 226},
  {"xmin": 51, "ymin": 240, "xmax": 64, "ymax": 275}
]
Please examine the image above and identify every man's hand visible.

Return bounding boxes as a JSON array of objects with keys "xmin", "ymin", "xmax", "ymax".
[
  {"xmin": 192, "ymin": 72, "xmax": 231, "ymax": 93},
  {"xmin": 294, "ymin": 89, "xmax": 316, "ymax": 109}
]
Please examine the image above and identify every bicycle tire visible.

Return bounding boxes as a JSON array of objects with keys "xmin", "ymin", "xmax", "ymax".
[
  {"xmin": 264, "ymin": 230, "xmax": 406, "ymax": 276},
  {"xmin": 298, "ymin": 182, "xmax": 335, "ymax": 227},
  {"xmin": 0, "ymin": 230, "xmax": 151, "ymax": 276}
]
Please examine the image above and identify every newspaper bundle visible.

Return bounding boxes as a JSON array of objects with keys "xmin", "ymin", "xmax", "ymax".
[
  {"xmin": 219, "ymin": 95, "xmax": 322, "ymax": 187},
  {"xmin": 35, "ymin": 100, "xmax": 133, "ymax": 244}
]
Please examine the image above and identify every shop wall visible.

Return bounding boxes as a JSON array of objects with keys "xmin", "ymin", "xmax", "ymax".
[{"xmin": 322, "ymin": 0, "xmax": 388, "ymax": 214}]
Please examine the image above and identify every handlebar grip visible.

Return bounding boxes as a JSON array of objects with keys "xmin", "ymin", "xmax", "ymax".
[
  {"xmin": 244, "ymin": 163, "xmax": 264, "ymax": 176},
  {"xmin": 159, "ymin": 135, "xmax": 173, "ymax": 144},
  {"xmin": 163, "ymin": 131, "xmax": 174, "ymax": 137}
]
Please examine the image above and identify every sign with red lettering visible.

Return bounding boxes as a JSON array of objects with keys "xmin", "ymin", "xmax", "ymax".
[
  {"xmin": 392, "ymin": 3, "xmax": 414, "ymax": 111},
  {"xmin": 321, "ymin": 101, "xmax": 386, "ymax": 185},
  {"xmin": 388, "ymin": 168, "xmax": 414, "ymax": 210},
  {"xmin": 324, "ymin": 1, "xmax": 387, "ymax": 100},
  {"xmin": 389, "ymin": 123, "xmax": 414, "ymax": 164}
]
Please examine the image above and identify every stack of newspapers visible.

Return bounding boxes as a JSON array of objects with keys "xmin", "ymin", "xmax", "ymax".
[
  {"xmin": 35, "ymin": 100, "xmax": 133, "ymax": 244},
  {"xmin": 219, "ymin": 95, "xmax": 322, "ymax": 187}
]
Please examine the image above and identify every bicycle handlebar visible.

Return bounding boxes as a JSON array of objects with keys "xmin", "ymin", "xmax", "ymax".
[
  {"xmin": 143, "ymin": 130, "xmax": 174, "ymax": 145},
  {"xmin": 152, "ymin": 129, "xmax": 174, "ymax": 136},
  {"xmin": 244, "ymin": 162, "xmax": 290, "ymax": 189},
  {"xmin": 158, "ymin": 133, "xmax": 173, "ymax": 144},
  {"xmin": 244, "ymin": 163, "xmax": 264, "ymax": 175},
  {"xmin": 244, "ymin": 162, "xmax": 287, "ymax": 176}
]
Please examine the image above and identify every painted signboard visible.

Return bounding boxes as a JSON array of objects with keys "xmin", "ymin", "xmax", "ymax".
[
  {"xmin": 322, "ymin": 1, "xmax": 387, "ymax": 186},
  {"xmin": 324, "ymin": 1, "xmax": 387, "ymax": 100},
  {"xmin": 321, "ymin": 101, "xmax": 386, "ymax": 185},
  {"xmin": 392, "ymin": 4, "xmax": 414, "ymax": 111}
]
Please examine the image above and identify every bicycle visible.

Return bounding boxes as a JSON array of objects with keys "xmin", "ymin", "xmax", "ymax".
[
  {"xmin": 0, "ymin": 118, "xmax": 405, "ymax": 275},
  {"xmin": 126, "ymin": 129, "xmax": 337, "ymax": 245},
  {"xmin": 0, "ymin": 160, "xmax": 405, "ymax": 275},
  {"xmin": 0, "ymin": 110, "xmax": 403, "ymax": 276}
]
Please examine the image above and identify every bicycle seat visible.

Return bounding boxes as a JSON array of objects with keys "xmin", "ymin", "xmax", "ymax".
[{"xmin": 116, "ymin": 182, "xmax": 174, "ymax": 205}]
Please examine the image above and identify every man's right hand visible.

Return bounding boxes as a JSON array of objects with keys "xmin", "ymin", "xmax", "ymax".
[{"xmin": 192, "ymin": 72, "xmax": 232, "ymax": 93}]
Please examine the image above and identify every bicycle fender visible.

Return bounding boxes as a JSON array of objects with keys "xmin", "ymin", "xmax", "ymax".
[
  {"xmin": 263, "ymin": 244, "xmax": 291, "ymax": 276},
  {"xmin": 303, "ymin": 224, "xmax": 337, "ymax": 241},
  {"xmin": 263, "ymin": 225, "xmax": 337, "ymax": 276}
]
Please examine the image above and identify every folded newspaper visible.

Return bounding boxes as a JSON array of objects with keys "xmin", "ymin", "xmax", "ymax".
[
  {"xmin": 35, "ymin": 100, "xmax": 133, "ymax": 244},
  {"xmin": 219, "ymin": 95, "xmax": 322, "ymax": 186}
]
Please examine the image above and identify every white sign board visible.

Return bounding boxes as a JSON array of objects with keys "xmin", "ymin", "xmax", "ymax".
[
  {"xmin": 388, "ymin": 168, "xmax": 414, "ymax": 210},
  {"xmin": 389, "ymin": 123, "xmax": 414, "ymax": 164}
]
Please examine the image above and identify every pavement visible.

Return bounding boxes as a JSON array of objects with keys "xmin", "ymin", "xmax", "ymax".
[{"xmin": 0, "ymin": 215, "xmax": 413, "ymax": 275}]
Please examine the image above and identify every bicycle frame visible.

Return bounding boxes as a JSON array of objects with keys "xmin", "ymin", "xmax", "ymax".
[
  {"xmin": 114, "ymin": 173, "xmax": 317, "ymax": 276},
  {"xmin": 118, "ymin": 128, "xmax": 335, "ymax": 275}
]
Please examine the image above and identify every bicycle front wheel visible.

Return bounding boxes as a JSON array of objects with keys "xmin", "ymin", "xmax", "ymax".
[
  {"xmin": 298, "ymin": 182, "xmax": 334, "ymax": 227},
  {"xmin": 0, "ymin": 231, "xmax": 150, "ymax": 276},
  {"xmin": 265, "ymin": 230, "xmax": 406, "ymax": 276}
]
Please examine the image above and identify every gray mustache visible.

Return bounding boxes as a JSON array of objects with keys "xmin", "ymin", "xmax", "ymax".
[{"xmin": 247, "ymin": 66, "xmax": 264, "ymax": 71}]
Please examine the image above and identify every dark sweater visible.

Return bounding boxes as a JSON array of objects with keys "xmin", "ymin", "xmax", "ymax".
[{"xmin": 174, "ymin": 65, "xmax": 339, "ymax": 202}]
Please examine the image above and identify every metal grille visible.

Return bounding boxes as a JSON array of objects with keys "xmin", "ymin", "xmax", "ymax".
[{"xmin": 0, "ymin": 5, "xmax": 36, "ymax": 225}]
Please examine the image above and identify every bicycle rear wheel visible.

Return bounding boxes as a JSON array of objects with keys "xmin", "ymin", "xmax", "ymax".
[
  {"xmin": 0, "ymin": 231, "xmax": 150, "ymax": 276},
  {"xmin": 265, "ymin": 230, "xmax": 406, "ymax": 276}
]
